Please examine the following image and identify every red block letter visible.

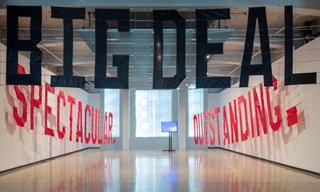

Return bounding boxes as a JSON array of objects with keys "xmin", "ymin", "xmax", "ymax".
[
  {"xmin": 30, "ymin": 85, "xmax": 42, "ymax": 130},
  {"xmin": 91, "ymin": 107, "xmax": 97, "ymax": 144},
  {"xmin": 67, "ymin": 95, "xmax": 76, "ymax": 141},
  {"xmin": 109, "ymin": 112, "xmax": 114, "ymax": 144},
  {"xmin": 14, "ymin": 64, "xmax": 27, "ymax": 127},
  {"xmin": 96, "ymin": 109, "xmax": 103, "ymax": 144},
  {"xmin": 214, "ymin": 107, "xmax": 221, "ymax": 145},
  {"xmin": 253, "ymin": 84, "xmax": 268, "ymax": 136},
  {"xmin": 57, "ymin": 91, "xmax": 66, "ymax": 139},
  {"xmin": 103, "ymin": 112, "xmax": 109, "ymax": 144},
  {"xmin": 248, "ymin": 91, "xmax": 255, "ymax": 138},
  {"xmin": 85, "ymin": 105, "xmax": 91, "ymax": 144},
  {"xmin": 286, "ymin": 106, "xmax": 298, "ymax": 126},
  {"xmin": 45, "ymin": 83, "xmax": 55, "ymax": 137},
  {"xmin": 208, "ymin": 110, "xmax": 215, "ymax": 145},
  {"xmin": 76, "ymin": 101, "xmax": 83, "ymax": 143},
  {"xmin": 229, "ymin": 100, "xmax": 238, "ymax": 143},
  {"xmin": 193, "ymin": 115, "xmax": 198, "ymax": 145},
  {"xmin": 223, "ymin": 106, "xmax": 230, "ymax": 145},
  {"xmin": 238, "ymin": 95, "xmax": 249, "ymax": 141},
  {"xmin": 198, "ymin": 113, "xmax": 204, "ymax": 145},
  {"xmin": 13, "ymin": 85, "xmax": 27, "ymax": 127},
  {"xmin": 266, "ymin": 86, "xmax": 282, "ymax": 131},
  {"xmin": 203, "ymin": 111, "xmax": 208, "ymax": 145}
]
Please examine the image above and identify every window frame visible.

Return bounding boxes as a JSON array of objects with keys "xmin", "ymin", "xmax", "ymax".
[{"xmin": 135, "ymin": 90, "xmax": 172, "ymax": 138}]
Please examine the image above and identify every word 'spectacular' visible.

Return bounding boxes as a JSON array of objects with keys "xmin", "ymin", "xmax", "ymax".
[
  {"xmin": 6, "ymin": 6, "xmax": 317, "ymax": 89},
  {"xmin": 9, "ymin": 64, "xmax": 115, "ymax": 145}
]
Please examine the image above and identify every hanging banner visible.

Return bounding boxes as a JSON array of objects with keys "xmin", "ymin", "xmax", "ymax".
[
  {"xmin": 196, "ymin": 9, "xmax": 231, "ymax": 88},
  {"xmin": 5, "ymin": 6, "xmax": 317, "ymax": 89},
  {"xmin": 153, "ymin": 10, "xmax": 186, "ymax": 89},
  {"xmin": 6, "ymin": 6, "xmax": 42, "ymax": 85},
  {"xmin": 95, "ymin": 9, "xmax": 130, "ymax": 89},
  {"xmin": 50, "ymin": 7, "xmax": 86, "ymax": 88}
]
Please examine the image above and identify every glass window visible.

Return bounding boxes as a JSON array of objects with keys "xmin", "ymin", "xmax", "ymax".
[
  {"xmin": 135, "ymin": 90, "xmax": 172, "ymax": 137},
  {"xmin": 188, "ymin": 86, "xmax": 204, "ymax": 137},
  {"xmin": 104, "ymin": 89, "xmax": 120, "ymax": 137}
]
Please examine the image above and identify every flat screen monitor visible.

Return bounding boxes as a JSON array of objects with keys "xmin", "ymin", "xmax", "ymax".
[{"xmin": 161, "ymin": 122, "xmax": 178, "ymax": 132}]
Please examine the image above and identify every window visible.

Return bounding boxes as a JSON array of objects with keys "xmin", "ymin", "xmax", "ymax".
[
  {"xmin": 135, "ymin": 90, "xmax": 171, "ymax": 137},
  {"xmin": 188, "ymin": 86, "xmax": 204, "ymax": 137},
  {"xmin": 104, "ymin": 89, "xmax": 120, "ymax": 137}
]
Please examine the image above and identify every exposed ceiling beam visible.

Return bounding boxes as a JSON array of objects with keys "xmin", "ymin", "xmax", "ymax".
[{"xmin": 38, "ymin": 45, "xmax": 95, "ymax": 87}]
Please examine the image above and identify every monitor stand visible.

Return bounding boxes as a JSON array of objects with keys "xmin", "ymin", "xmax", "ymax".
[{"xmin": 163, "ymin": 132, "xmax": 175, "ymax": 152}]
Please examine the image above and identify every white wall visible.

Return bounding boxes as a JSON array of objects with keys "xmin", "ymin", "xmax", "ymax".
[
  {"xmin": 0, "ymin": 44, "xmax": 100, "ymax": 172},
  {"xmin": 205, "ymin": 37, "xmax": 320, "ymax": 173},
  {"xmin": 207, "ymin": 92, "xmax": 220, "ymax": 112}
]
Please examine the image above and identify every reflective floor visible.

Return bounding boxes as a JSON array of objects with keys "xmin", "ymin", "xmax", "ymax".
[{"xmin": 0, "ymin": 149, "xmax": 320, "ymax": 192}]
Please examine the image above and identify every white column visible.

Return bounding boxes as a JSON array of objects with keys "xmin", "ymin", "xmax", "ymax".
[
  {"xmin": 122, "ymin": 90, "xmax": 130, "ymax": 149},
  {"xmin": 178, "ymin": 90, "xmax": 187, "ymax": 149}
]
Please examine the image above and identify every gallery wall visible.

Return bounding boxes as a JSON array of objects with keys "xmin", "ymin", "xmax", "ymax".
[
  {"xmin": 0, "ymin": 43, "xmax": 102, "ymax": 172},
  {"xmin": 206, "ymin": 37, "xmax": 320, "ymax": 173}
]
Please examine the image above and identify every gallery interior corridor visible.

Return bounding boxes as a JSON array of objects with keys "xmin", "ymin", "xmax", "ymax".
[{"xmin": 0, "ymin": 149, "xmax": 319, "ymax": 192}]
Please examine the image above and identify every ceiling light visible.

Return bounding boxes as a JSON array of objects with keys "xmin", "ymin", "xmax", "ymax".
[
  {"xmin": 55, "ymin": 37, "xmax": 82, "ymax": 40},
  {"xmin": 185, "ymin": 83, "xmax": 189, "ymax": 86},
  {"xmin": 55, "ymin": 37, "xmax": 119, "ymax": 42},
  {"xmin": 107, "ymin": 39, "xmax": 119, "ymax": 42},
  {"xmin": 206, "ymin": 55, "xmax": 210, "ymax": 59},
  {"xmin": 191, "ymin": 38, "xmax": 211, "ymax": 42},
  {"xmin": 207, "ymin": 73, "xmax": 224, "ymax": 76}
]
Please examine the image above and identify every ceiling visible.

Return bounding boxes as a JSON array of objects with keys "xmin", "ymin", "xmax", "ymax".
[
  {"xmin": 0, "ymin": 6, "xmax": 319, "ymax": 92},
  {"xmin": 2, "ymin": 0, "xmax": 320, "ymax": 10}
]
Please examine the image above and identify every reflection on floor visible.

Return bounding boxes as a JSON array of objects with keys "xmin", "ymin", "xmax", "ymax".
[{"xmin": 0, "ymin": 149, "xmax": 319, "ymax": 192}]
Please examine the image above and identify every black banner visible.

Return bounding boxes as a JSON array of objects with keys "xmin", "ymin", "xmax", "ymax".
[
  {"xmin": 50, "ymin": 7, "xmax": 86, "ymax": 88},
  {"xmin": 239, "ymin": 7, "xmax": 273, "ymax": 87},
  {"xmin": 284, "ymin": 6, "xmax": 316, "ymax": 85},
  {"xmin": 196, "ymin": 9, "xmax": 231, "ymax": 88},
  {"xmin": 95, "ymin": 9, "xmax": 130, "ymax": 89},
  {"xmin": 6, "ymin": 6, "xmax": 317, "ymax": 89},
  {"xmin": 153, "ymin": 10, "xmax": 186, "ymax": 89},
  {"xmin": 6, "ymin": 6, "xmax": 42, "ymax": 85}
]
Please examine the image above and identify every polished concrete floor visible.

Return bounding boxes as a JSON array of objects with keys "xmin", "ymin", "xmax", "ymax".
[{"xmin": 0, "ymin": 149, "xmax": 319, "ymax": 192}]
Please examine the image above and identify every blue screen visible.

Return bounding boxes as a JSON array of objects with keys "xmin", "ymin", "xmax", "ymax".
[{"xmin": 161, "ymin": 122, "xmax": 178, "ymax": 132}]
